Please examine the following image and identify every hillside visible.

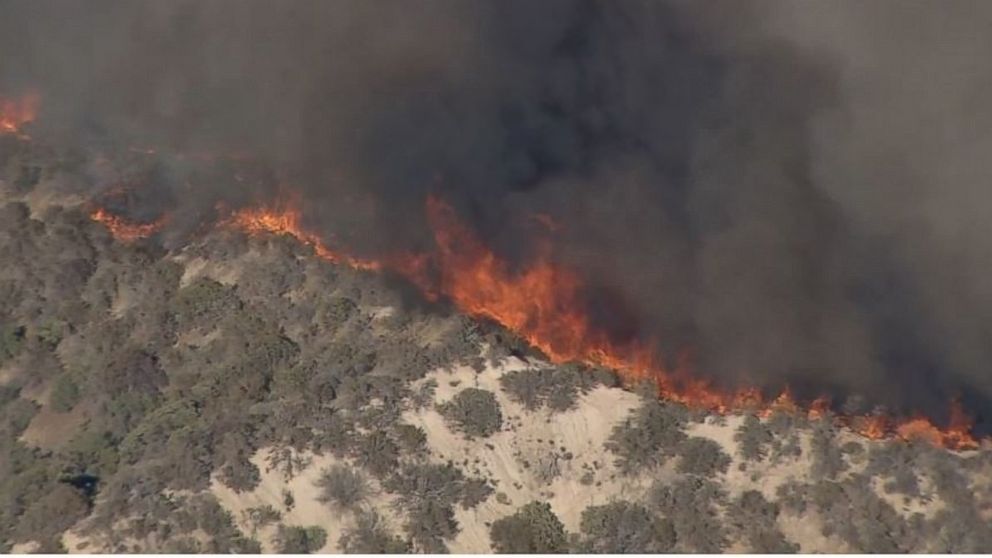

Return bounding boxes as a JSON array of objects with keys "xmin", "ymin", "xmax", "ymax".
[{"xmin": 1, "ymin": 145, "xmax": 992, "ymax": 553}]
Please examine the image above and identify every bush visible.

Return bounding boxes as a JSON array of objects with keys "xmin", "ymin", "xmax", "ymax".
[
  {"xmin": 576, "ymin": 501, "xmax": 675, "ymax": 553},
  {"xmin": 499, "ymin": 365, "xmax": 595, "ymax": 411},
  {"xmin": 351, "ymin": 431, "xmax": 399, "ymax": 479},
  {"xmin": 734, "ymin": 415, "xmax": 773, "ymax": 462},
  {"xmin": 339, "ymin": 510, "xmax": 410, "ymax": 554},
  {"xmin": 809, "ymin": 422, "xmax": 846, "ymax": 479},
  {"xmin": 438, "ymin": 388, "xmax": 503, "ymax": 439},
  {"xmin": 315, "ymin": 464, "xmax": 370, "ymax": 511},
  {"xmin": 49, "ymin": 373, "xmax": 81, "ymax": 413},
  {"xmin": 677, "ymin": 437, "xmax": 731, "ymax": 476},
  {"xmin": 274, "ymin": 525, "xmax": 328, "ymax": 554},
  {"xmin": 650, "ymin": 477, "xmax": 727, "ymax": 552},
  {"xmin": 490, "ymin": 501, "xmax": 568, "ymax": 553},
  {"xmin": 384, "ymin": 462, "xmax": 490, "ymax": 551},
  {"xmin": 0, "ymin": 323, "xmax": 25, "ymax": 363},
  {"xmin": 605, "ymin": 400, "xmax": 687, "ymax": 474},
  {"xmin": 727, "ymin": 490, "xmax": 798, "ymax": 553}
]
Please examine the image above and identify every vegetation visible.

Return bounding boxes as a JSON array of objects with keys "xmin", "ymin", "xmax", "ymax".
[
  {"xmin": 499, "ymin": 364, "xmax": 608, "ymax": 411},
  {"xmin": 0, "ymin": 153, "xmax": 989, "ymax": 554},
  {"xmin": 605, "ymin": 400, "xmax": 687, "ymax": 474},
  {"xmin": 576, "ymin": 501, "xmax": 676, "ymax": 553},
  {"xmin": 339, "ymin": 510, "xmax": 410, "ymax": 554},
  {"xmin": 315, "ymin": 464, "xmax": 370, "ymax": 511},
  {"xmin": 274, "ymin": 525, "xmax": 328, "ymax": 554},
  {"xmin": 734, "ymin": 414, "xmax": 774, "ymax": 462},
  {"xmin": 438, "ymin": 387, "xmax": 503, "ymax": 438},
  {"xmin": 677, "ymin": 436, "xmax": 731, "ymax": 476},
  {"xmin": 489, "ymin": 501, "xmax": 568, "ymax": 553}
]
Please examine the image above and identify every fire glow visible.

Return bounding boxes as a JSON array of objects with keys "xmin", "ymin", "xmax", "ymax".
[
  {"xmin": 0, "ymin": 92, "xmax": 40, "ymax": 137},
  {"xmin": 88, "ymin": 194, "xmax": 981, "ymax": 450},
  {"xmin": 89, "ymin": 207, "xmax": 169, "ymax": 242}
]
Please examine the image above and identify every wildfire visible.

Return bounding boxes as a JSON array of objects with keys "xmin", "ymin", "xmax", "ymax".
[
  {"xmin": 0, "ymin": 92, "xmax": 40, "ymax": 137},
  {"xmin": 227, "ymin": 202, "xmax": 440, "ymax": 296},
  {"xmin": 89, "ymin": 208, "xmax": 169, "ymax": 242},
  {"xmin": 420, "ymin": 195, "xmax": 980, "ymax": 450},
  {"xmin": 86, "ymin": 191, "xmax": 982, "ymax": 451}
]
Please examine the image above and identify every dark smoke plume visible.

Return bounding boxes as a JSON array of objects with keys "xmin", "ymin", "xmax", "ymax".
[{"xmin": 2, "ymin": 0, "xmax": 992, "ymax": 427}]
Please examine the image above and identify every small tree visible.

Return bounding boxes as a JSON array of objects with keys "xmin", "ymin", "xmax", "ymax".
[
  {"xmin": 315, "ymin": 464, "xmax": 370, "ymax": 511},
  {"xmin": 605, "ymin": 401, "xmax": 687, "ymax": 474},
  {"xmin": 489, "ymin": 501, "xmax": 567, "ymax": 553},
  {"xmin": 274, "ymin": 525, "xmax": 327, "ymax": 554},
  {"xmin": 677, "ymin": 436, "xmax": 732, "ymax": 476},
  {"xmin": 734, "ymin": 415, "xmax": 773, "ymax": 462},
  {"xmin": 577, "ymin": 501, "xmax": 676, "ymax": 553},
  {"xmin": 49, "ymin": 373, "xmax": 81, "ymax": 413},
  {"xmin": 438, "ymin": 388, "xmax": 503, "ymax": 439},
  {"xmin": 339, "ymin": 510, "xmax": 409, "ymax": 554}
]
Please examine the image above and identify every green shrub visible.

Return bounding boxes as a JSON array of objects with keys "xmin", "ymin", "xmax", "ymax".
[
  {"xmin": 577, "ymin": 501, "xmax": 675, "ymax": 553},
  {"xmin": 677, "ymin": 436, "xmax": 731, "ymax": 476},
  {"xmin": 274, "ymin": 525, "xmax": 328, "ymax": 554},
  {"xmin": 339, "ymin": 510, "xmax": 410, "ymax": 554},
  {"xmin": 315, "ymin": 464, "xmax": 370, "ymax": 511},
  {"xmin": 49, "ymin": 374, "xmax": 81, "ymax": 413},
  {"xmin": 490, "ymin": 501, "xmax": 567, "ymax": 553},
  {"xmin": 605, "ymin": 400, "xmax": 687, "ymax": 474},
  {"xmin": 438, "ymin": 388, "xmax": 503, "ymax": 439}
]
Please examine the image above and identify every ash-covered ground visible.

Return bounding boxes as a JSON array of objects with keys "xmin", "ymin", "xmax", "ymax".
[{"xmin": 1, "ymin": 138, "xmax": 991, "ymax": 553}]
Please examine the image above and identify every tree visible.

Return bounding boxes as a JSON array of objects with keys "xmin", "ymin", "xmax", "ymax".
[
  {"xmin": 339, "ymin": 510, "xmax": 410, "ymax": 554},
  {"xmin": 49, "ymin": 373, "xmax": 81, "ymax": 413},
  {"xmin": 734, "ymin": 415, "xmax": 773, "ymax": 462},
  {"xmin": 490, "ymin": 501, "xmax": 568, "ymax": 553},
  {"xmin": 605, "ymin": 400, "xmax": 687, "ymax": 474},
  {"xmin": 274, "ymin": 525, "xmax": 328, "ymax": 554},
  {"xmin": 315, "ymin": 464, "xmax": 370, "ymax": 511},
  {"xmin": 576, "ymin": 501, "xmax": 675, "ymax": 553},
  {"xmin": 438, "ymin": 388, "xmax": 503, "ymax": 438},
  {"xmin": 677, "ymin": 436, "xmax": 731, "ymax": 476}
]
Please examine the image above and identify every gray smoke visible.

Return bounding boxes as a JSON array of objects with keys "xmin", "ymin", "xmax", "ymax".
[{"xmin": 2, "ymin": 0, "xmax": 991, "ymax": 425}]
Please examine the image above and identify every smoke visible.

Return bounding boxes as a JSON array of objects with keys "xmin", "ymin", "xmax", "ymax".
[{"xmin": 2, "ymin": 0, "xmax": 991, "ymax": 425}]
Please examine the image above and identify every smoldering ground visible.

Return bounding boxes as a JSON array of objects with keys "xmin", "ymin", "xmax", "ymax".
[{"xmin": 2, "ymin": 0, "xmax": 992, "ymax": 427}]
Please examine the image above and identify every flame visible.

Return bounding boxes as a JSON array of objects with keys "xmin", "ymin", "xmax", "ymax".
[
  {"xmin": 89, "ymin": 208, "xmax": 169, "ymax": 242},
  {"xmin": 0, "ymin": 92, "xmax": 40, "ymax": 137},
  {"xmin": 894, "ymin": 400, "xmax": 978, "ymax": 449},
  {"xmin": 222, "ymin": 199, "xmax": 428, "ymax": 275},
  {"xmin": 87, "ymin": 190, "xmax": 982, "ymax": 451}
]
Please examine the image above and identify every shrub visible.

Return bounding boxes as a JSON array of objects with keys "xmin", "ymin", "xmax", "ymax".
[
  {"xmin": 384, "ymin": 462, "xmax": 490, "ymax": 551},
  {"xmin": 339, "ymin": 510, "xmax": 410, "ymax": 554},
  {"xmin": 650, "ymin": 477, "xmax": 727, "ymax": 552},
  {"xmin": 315, "ymin": 464, "xmax": 370, "ymax": 511},
  {"xmin": 605, "ymin": 400, "xmax": 687, "ymax": 474},
  {"xmin": 809, "ymin": 422, "xmax": 846, "ymax": 479},
  {"xmin": 576, "ymin": 501, "xmax": 675, "ymax": 553},
  {"xmin": 351, "ymin": 431, "xmax": 399, "ymax": 479},
  {"xmin": 677, "ymin": 437, "xmax": 731, "ymax": 476},
  {"xmin": 438, "ymin": 388, "xmax": 502, "ymax": 439},
  {"xmin": 49, "ymin": 373, "xmax": 81, "ymax": 413},
  {"xmin": 490, "ymin": 501, "xmax": 568, "ymax": 553},
  {"xmin": 499, "ymin": 365, "xmax": 595, "ymax": 412},
  {"xmin": 274, "ymin": 525, "xmax": 328, "ymax": 554},
  {"xmin": 0, "ymin": 323, "xmax": 25, "ymax": 363},
  {"xmin": 734, "ymin": 415, "xmax": 773, "ymax": 462},
  {"xmin": 727, "ymin": 490, "xmax": 798, "ymax": 553}
]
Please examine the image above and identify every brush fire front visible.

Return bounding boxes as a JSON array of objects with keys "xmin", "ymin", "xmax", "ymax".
[{"xmin": 86, "ymin": 188, "xmax": 981, "ymax": 451}]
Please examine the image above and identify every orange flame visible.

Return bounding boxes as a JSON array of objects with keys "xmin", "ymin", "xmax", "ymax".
[
  {"xmin": 87, "ymin": 191, "xmax": 982, "ymax": 451},
  {"xmin": 89, "ymin": 208, "xmax": 169, "ymax": 242},
  {"xmin": 218, "ymin": 198, "xmax": 446, "ymax": 281},
  {"xmin": 0, "ymin": 92, "xmax": 40, "ymax": 137}
]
